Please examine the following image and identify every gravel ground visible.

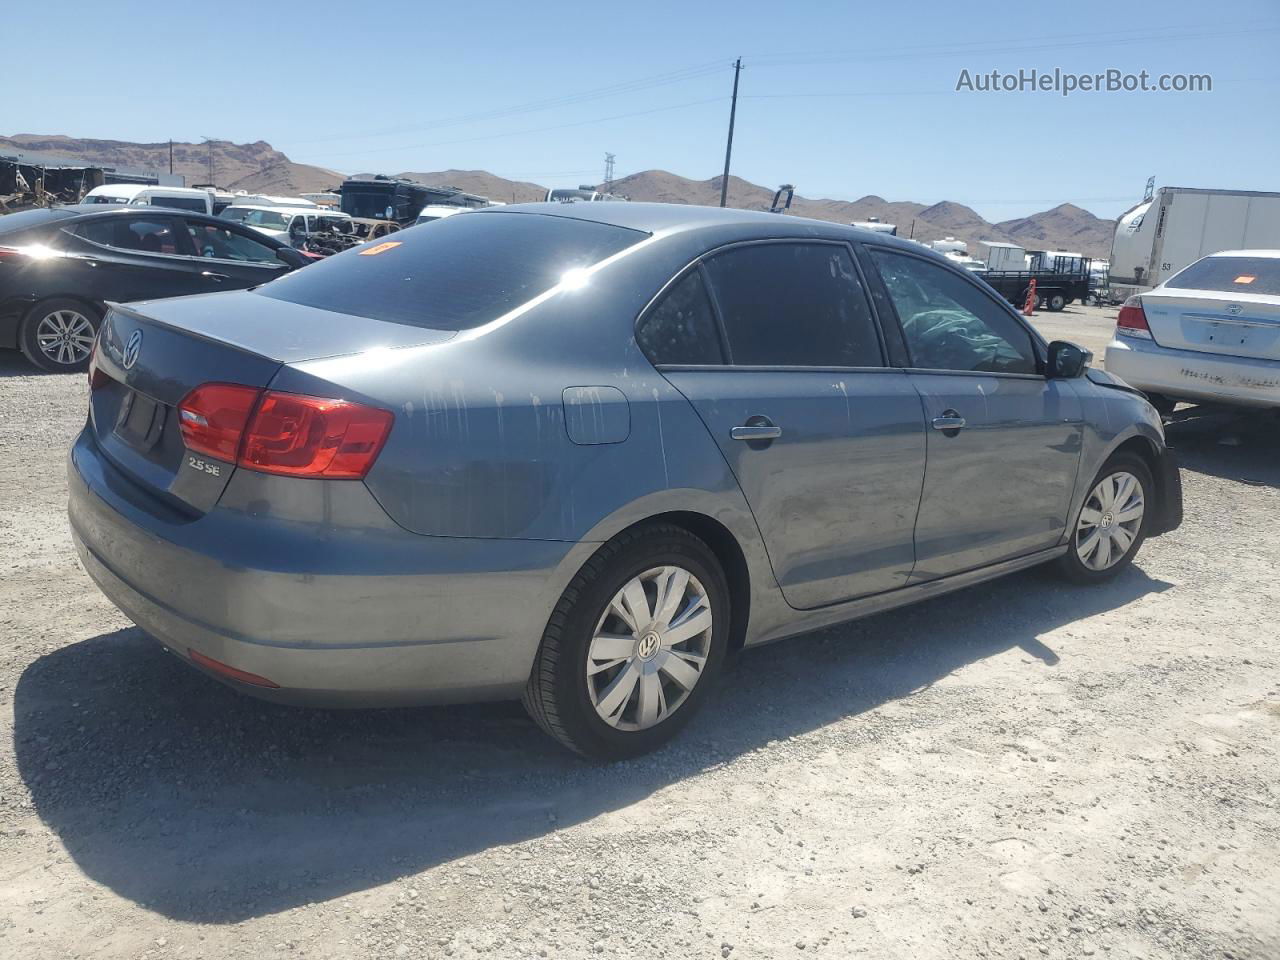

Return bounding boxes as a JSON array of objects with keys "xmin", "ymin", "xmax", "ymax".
[{"xmin": 1, "ymin": 311, "xmax": 1278, "ymax": 960}]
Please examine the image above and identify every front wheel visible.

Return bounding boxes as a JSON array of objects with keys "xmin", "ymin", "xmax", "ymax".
[
  {"xmin": 523, "ymin": 524, "xmax": 729, "ymax": 760},
  {"xmin": 1055, "ymin": 453, "xmax": 1152, "ymax": 584},
  {"xmin": 19, "ymin": 298, "xmax": 101, "ymax": 372},
  {"xmin": 1046, "ymin": 293, "xmax": 1067, "ymax": 311}
]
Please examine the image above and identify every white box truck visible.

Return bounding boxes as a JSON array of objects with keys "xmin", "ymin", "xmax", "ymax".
[{"xmin": 1110, "ymin": 187, "xmax": 1280, "ymax": 300}]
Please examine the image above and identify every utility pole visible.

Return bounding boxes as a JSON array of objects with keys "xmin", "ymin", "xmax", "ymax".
[
  {"xmin": 719, "ymin": 58, "xmax": 742, "ymax": 208},
  {"xmin": 200, "ymin": 137, "xmax": 216, "ymax": 186},
  {"xmin": 603, "ymin": 152, "xmax": 615, "ymax": 193},
  {"xmin": 168, "ymin": 140, "xmax": 174, "ymax": 175}
]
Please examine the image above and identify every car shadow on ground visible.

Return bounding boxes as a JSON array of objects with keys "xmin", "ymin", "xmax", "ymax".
[
  {"xmin": 0, "ymin": 352, "xmax": 71, "ymax": 378},
  {"xmin": 15, "ymin": 563, "xmax": 1169, "ymax": 923},
  {"xmin": 1164, "ymin": 405, "xmax": 1280, "ymax": 488}
]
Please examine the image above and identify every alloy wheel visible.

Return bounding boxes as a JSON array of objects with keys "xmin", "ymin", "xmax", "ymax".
[
  {"xmin": 586, "ymin": 565, "xmax": 713, "ymax": 731},
  {"xmin": 1075, "ymin": 471, "xmax": 1145, "ymax": 571},
  {"xmin": 35, "ymin": 309, "xmax": 95, "ymax": 367}
]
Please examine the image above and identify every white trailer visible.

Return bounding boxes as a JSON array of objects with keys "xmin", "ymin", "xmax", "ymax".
[
  {"xmin": 1110, "ymin": 186, "xmax": 1280, "ymax": 300},
  {"xmin": 979, "ymin": 241, "xmax": 1025, "ymax": 272}
]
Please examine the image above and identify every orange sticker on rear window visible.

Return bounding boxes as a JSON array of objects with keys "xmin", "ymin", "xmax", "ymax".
[
  {"xmin": 359, "ymin": 241, "xmax": 402, "ymax": 256},
  {"xmin": 1234, "ymin": 275, "xmax": 1256, "ymax": 284}
]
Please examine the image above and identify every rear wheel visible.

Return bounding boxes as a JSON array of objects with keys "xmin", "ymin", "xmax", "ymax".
[
  {"xmin": 1046, "ymin": 293, "xmax": 1067, "ymax": 311},
  {"xmin": 19, "ymin": 298, "xmax": 100, "ymax": 372},
  {"xmin": 523, "ymin": 524, "xmax": 729, "ymax": 760},
  {"xmin": 1055, "ymin": 453, "xmax": 1152, "ymax": 584}
]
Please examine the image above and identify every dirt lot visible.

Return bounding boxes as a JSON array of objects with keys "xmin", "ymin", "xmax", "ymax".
[{"xmin": 1, "ymin": 305, "xmax": 1277, "ymax": 959}]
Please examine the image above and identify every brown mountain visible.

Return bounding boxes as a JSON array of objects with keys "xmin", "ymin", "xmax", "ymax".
[
  {"xmin": 2, "ymin": 135, "xmax": 1114, "ymax": 256},
  {"xmin": 394, "ymin": 169, "xmax": 545, "ymax": 204},
  {"xmin": 0, "ymin": 134, "xmax": 342, "ymax": 194},
  {"xmin": 996, "ymin": 203, "xmax": 1112, "ymax": 254}
]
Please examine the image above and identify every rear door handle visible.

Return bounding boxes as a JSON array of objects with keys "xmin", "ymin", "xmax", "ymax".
[
  {"xmin": 931, "ymin": 412, "xmax": 966, "ymax": 433},
  {"xmin": 201, "ymin": 271, "xmax": 230, "ymax": 282},
  {"xmin": 730, "ymin": 424, "xmax": 782, "ymax": 441}
]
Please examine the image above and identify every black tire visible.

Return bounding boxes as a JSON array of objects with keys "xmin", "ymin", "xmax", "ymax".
[
  {"xmin": 19, "ymin": 298, "xmax": 101, "ymax": 373},
  {"xmin": 1145, "ymin": 392, "xmax": 1177, "ymax": 417},
  {"xmin": 1055, "ymin": 452, "xmax": 1153, "ymax": 584},
  {"xmin": 522, "ymin": 523, "xmax": 730, "ymax": 760},
  {"xmin": 1046, "ymin": 293, "xmax": 1067, "ymax": 312}
]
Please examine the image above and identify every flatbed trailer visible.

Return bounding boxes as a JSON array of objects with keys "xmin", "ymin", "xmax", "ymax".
[{"xmin": 979, "ymin": 257, "xmax": 1093, "ymax": 312}]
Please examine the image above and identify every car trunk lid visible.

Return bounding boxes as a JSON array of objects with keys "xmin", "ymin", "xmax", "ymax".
[
  {"xmin": 89, "ymin": 295, "xmax": 454, "ymax": 514},
  {"xmin": 1141, "ymin": 289, "xmax": 1280, "ymax": 362}
]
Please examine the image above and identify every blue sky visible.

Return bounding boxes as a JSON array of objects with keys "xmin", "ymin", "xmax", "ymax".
[{"xmin": 9, "ymin": 0, "xmax": 1278, "ymax": 220}]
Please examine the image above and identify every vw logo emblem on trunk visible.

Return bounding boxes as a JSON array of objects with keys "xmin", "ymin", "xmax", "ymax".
[{"xmin": 122, "ymin": 329, "xmax": 143, "ymax": 369}]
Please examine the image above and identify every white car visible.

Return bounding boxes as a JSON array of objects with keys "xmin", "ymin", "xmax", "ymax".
[
  {"xmin": 220, "ymin": 205, "xmax": 352, "ymax": 245},
  {"xmin": 414, "ymin": 204, "xmax": 469, "ymax": 226},
  {"xmin": 1105, "ymin": 250, "xmax": 1280, "ymax": 412},
  {"xmin": 81, "ymin": 184, "xmax": 213, "ymax": 215}
]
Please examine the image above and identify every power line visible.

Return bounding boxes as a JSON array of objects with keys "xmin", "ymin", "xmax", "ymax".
[
  {"xmin": 289, "ymin": 59, "xmax": 728, "ymax": 146},
  {"xmin": 307, "ymin": 96, "xmax": 727, "ymax": 158}
]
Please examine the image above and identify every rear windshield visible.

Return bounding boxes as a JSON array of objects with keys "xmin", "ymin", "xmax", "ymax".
[
  {"xmin": 257, "ymin": 211, "xmax": 646, "ymax": 329},
  {"xmin": 1165, "ymin": 256, "xmax": 1280, "ymax": 296}
]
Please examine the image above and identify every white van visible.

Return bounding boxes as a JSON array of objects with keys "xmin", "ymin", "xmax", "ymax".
[
  {"xmin": 81, "ymin": 184, "xmax": 213, "ymax": 215},
  {"xmin": 220, "ymin": 204, "xmax": 352, "ymax": 245},
  {"xmin": 414, "ymin": 204, "xmax": 470, "ymax": 226}
]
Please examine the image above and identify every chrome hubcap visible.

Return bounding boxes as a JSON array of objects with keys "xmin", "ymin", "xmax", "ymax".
[
  {"xmin": 1075, "ymin": 471, "xmax": 1144, "ymax": 571},
  {"xmin": 587, "ymin": 565, "xmax": 713, "ymax": 732},
  {"xmin": 36, "ymin": 309, "xmax": 95, "ymax": 366}
]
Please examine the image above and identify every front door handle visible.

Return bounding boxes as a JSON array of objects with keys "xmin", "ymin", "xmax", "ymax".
[
  {"xmin": 730, "ymin": 418, "xmax": 782, "ymax": 442},
  {"xmin": 931, "ymin": 411, "xmax": 966, "ymax": 434},
  {"xmin": 201, "ymin": 271, "xmax": 230, "ymax": 282}
]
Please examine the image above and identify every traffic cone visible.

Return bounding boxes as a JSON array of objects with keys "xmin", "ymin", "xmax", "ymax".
[{"xmin": 1023, "ymin": 278, "xmax": 1038, "ymax": 316}]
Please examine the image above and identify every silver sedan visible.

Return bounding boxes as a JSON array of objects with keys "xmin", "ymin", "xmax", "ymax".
[
  {"xmin": 1105, "ymin": 249, "xmax": 1280, "ymax": 412},
  {"xmin": 69, "ymin": 203, "xmax": 1183, "ymax": 759}
]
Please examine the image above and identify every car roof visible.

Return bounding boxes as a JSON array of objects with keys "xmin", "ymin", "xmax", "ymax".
[
  {"xmin": 84, "ymin": 184, "xmax": 209, "ymax": 197},
  {"xmin": 1206, "ymin": 249, "xmax": 1280, "ymax": 259},
  {"xmin": 224, "ymin": 204, "xmax": 329, "ymax": 213},
  {"xmin": 474, "ymin": 201, "xmax": 931, "ymax": 250}
]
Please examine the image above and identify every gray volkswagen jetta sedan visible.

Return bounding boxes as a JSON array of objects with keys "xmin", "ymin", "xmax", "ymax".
[{"xmin": 69, "ymin": 202, "xmax": 1182, "ymax": 759}]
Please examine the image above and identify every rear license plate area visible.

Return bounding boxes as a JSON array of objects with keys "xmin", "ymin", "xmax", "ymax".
[{"xmin": 114, "ymin": 390, "xmax": 166, "ymax": 452}]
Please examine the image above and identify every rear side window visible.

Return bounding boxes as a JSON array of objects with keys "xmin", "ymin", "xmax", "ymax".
[
  {"xmin": 75, "ymin": 217, "xmax": 182, "ymax": 255},
  {"xmin": 1165, "ymin": 256, "xmax": 1280, "ymax": 296},
  {"xmin": 700, "ymin": 242, "xmax": 883, "ymax": 367},
  {"xmin": 636, "ymin": 270, "xmax": 724, "ymax": 365},
  {"xmin": 258, "ymin": 212, "xmax": 645, "ymax": 329}
]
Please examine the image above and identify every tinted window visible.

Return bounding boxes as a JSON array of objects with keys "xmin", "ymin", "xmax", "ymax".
[
  {"xmin": 870, "ymin": 249, "xmax": 1038, "ymax": 375},
  {"xmin": 636, "ymin": 270, "xmax": 723, "ymax": 365},
  {"xmin": 1165, "ymin": 256, "xmax": 1280, "ymax": 296},
  {"xmin": 76, "ymin": 217, "xmax": 181, "ymax": 254},
  {"xmin": 701, "ymin": 243, "xmax": 882, "ymax": 367},
  {"xmin": 152, "ymin": 197, "xmax": 208, "ymax": 212},
  {"xmin": 185, "ymin": 222, "xmax": 280, "ymax": 263},
  {"xmin": 258, "ymin": 211, "xmax": 645, "ymax": 330}
]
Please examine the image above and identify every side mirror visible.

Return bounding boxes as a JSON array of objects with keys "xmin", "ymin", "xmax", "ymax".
[
  {"xmin": 1047, "ymin": 340, "xmax": 1091, "ymax": 378},
  {"xmin": 276, "ymin": 247, "xmax": 308, "ymax": 269}
]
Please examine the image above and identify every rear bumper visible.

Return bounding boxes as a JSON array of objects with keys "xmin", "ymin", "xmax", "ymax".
[
  {"xmin": 1105, "ymin": 335, "xmax": 1280, "ymax": 409},
  {"xmin": 68, "ymin": 427, "xmax": 588, "ymax": 706}
]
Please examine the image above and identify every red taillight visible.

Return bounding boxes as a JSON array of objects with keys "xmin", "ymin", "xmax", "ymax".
[
  {"xmin": 178, "ymin": 383, "xmax": 262, "ymax": 461},
  {"xmin": 240, "ymin": 392, "xmax": 394, "ymax": 479},
  {"xmin": 176, "ymin": 383, "xmax": 393, "ymax": 479},
  {"xmin": 1116, "ymin": 295, "xmax": 1152, "ymax": 339},
  {"xmin": 188, "ymin": 649, "xmax": 279, "ymax": 688},
  {"xmin": 87, "ymin": 338, "xmax": 108, "ymax": 389}
]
